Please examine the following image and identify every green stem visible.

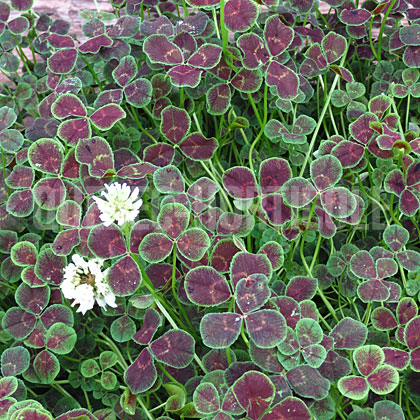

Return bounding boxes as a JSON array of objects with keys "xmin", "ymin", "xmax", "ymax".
[
  {"xmin": 13, "ymin": 36, "xmax": 32, "ymax": 74},
  {"xmin": 240, "ymin": 323, "xmax": 249, "ymax": 347},
  {"xmin": 131, "ymin": 254, "xmax": 191, "ymax": 332},
  {"xmin": 376, "ymin": 0, "xmax": 398, "ymax": 61},
  {"xmin": 212, "ymin": 9, "xmax": 221, "ymax": 39},
  {"xmin": 1, "ymin": 149, "xmax": 9, "ymax": 197},
  {"xmin": 231, "ymin": 109, "xmax": 250, "ymax": 145},
  {"xmin": 93, "ymin": 0, "xmax": 101, "ymax": 13},
  {"xmin": 219, "ymin": 0, "xmax": 228, "ymax": 55},
  {"xmin": 83, "ymin": 389, "xmax": 92, "ymax": 412},
  {"xmin": 363, "ymin": 302, "xmax": 372, "ymax": 325},
  {"xmin": 300, "ymin": 199, "xmax": 339, "ymax": 324},
  {"xmin": 129, "ymin": 105, "xmax": 158, "ymax": 143},
  {"xmin": 390, "ymin": 95, "xmax": 405, "ymax": 140},
  {"xmin": 249, "ymin": 83, "xmax": 268, "ymax": 174},
  {"xmin": 398, "ymin": 260, "xmax": 407, "ymax": 287},
  {"xmin": 179, "ymin": 87, "xmax": 184, "ymax": 108},
  {"xmin": 299, "ymin": 41, "xmax": 349, "ymax": 176},
  {"xmin": 192, "ymin": 112, "xmax": 202, "ymax": 134},
  {"xmin": 52, "ymin": 384, "xmax": 74, "ymax": 399},
  {"xmin": 247, "ymin": 93, "xmax": 263, "ymax": 128},
  {"xmin": 131, "ymin": 254, "xmax": 207, "ymax": 374},
  {"xmin": 300, "ymin": 198, "xmax": 318, "ymax": 276},
  {"xmin": 181, "ymin": 0, "xmax": 189, "ymax": 17},
  {"xmin": 309, "ymin": 234, "xmax": 323, "ymax": 273},
  {"xmin": 100, "ymin": 334, "xmax": 128, "ymax": 369},
  {"xmin": 406, "ymin": 93, "xmax": 411, "ymax": 131},
  {"xmin": 199, "ymin": 161, "xmax": 233, "ymax": 212},
  {"xmin": 368, "ymin": 17, "xmax": 378, "ymax": 61},
  {"xmin": 81, "ymin": 57, "xmax": 103, "ymax": 90},
  {"xmin": 170, "ymin": 245, "xmax": 197, "ymax": 334},
  {"xmin": 157, "ymin": 361, "xmax": 183, "ymax": 387},
  {"xmin": 137, "ymin": 396, "xmax": 156, "ymax": 420}
]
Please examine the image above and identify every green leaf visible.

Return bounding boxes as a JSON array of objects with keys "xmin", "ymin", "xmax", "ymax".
[
  {"xmin": 101, "ymin": 371, "xmax": 117, "ymax": 390},
  {"xmin": 110, "ymin": 316, "xmax": 136, "ymax": 343},
  {"xmin": 81, "ymin": 359, "xmax": 101, "ymax": 378},
  {"xmin": 46, "ymin": 322, "xmax": 77, "ymax": 354},
  {"xmin": 100, "ymin": 351, "xmax": 118, "ymax": 370}
]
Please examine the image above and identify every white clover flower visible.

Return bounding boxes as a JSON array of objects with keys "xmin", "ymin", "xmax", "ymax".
[
  {"xmin": 92, "ymin": 182, "xmax": 143, "ymax": 227},
  {"xmin": 60, "ymin": 254, "xmax": 117, "ymax": 315}
]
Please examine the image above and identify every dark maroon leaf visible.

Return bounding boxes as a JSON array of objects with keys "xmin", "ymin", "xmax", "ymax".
[
  {"xmin": 79, "ymin": 34, "xmax": 113, "ymax": 53},
  {"xmin": 331, "ymin": 141, "xmax": 364, "ymax": 168},
  {"xmin": 286, "ymin": 276, "xmax": 317, "ymax": 301},
  {"xmin": 160, "ymin": 106, "xmax": 191, "ymax": 144},
  {"xmin": 95, "ymin": 89, "xmax": 123, "ymax": 108},
  {"xmin": 224, "ymin": 0, "xmax": 257, "ymax": 33},
  {"xmin": 236, "ymin": 274, "xmax": 270, "ymax": 313},
  {"xmin": 261, "ymin": 397, "xmax": 311, "ymax": 420},
  {"xmin": 237, "ymin": 33, "xmax": 269, "ymax": 69},
  {"xmin": 75, "ymin": 137, "xmax": 114, "ymax": 177},
  {"xmin": 340, "ymin": 8, "xmax": 371, "ymax": 25},
  {"xmin": 405, "ymin": 316, "xmax": 420, "ymax": 350},
  {"xmin": 245, "ymin": 309, "xmax": 286, "ymax": 348},
  {"xmin": 125, "ymin": 348, "xmax": 157, "ymax": 393},
  {"xmin": 188, "ymin": 44, "xmax": 222, "ymax": 69},
  {"xmin": 6, "ymin": 165, "xmax": 33, "ymax": 189},
  {"xmin": 330, "ymin": 317, "xmax": 367, "ymax": 349},
  {"xmin": 223, "ymin": 166, "xmax": 258, "ymax": 199},
  {"xmin": 88, "ymin": 225, "xmax": 126, "ymax": 259},
  {"xmin": 383, "ymin": 347, "xmax": 410, "ymax": 370},
  {"xmin": 193, "ymin": 382, "xmax": 220, "ymax": 415},
  {"xmin": 52, "ymin": 94, "xmax": 87, "ymax": 119},
  {"xmin": 150, "ymin": 329, "xmax": 195, "ymax": 368},
  {"xmin": 35, "ymin": 246, "xmax": 67, "ymax": 286},
  {"xmin": 367, "ymin": 365, "xmax": 399, "ymax": 395},
  {"xmin": 33, "ymin": 177, "xmax": 66, "ymax": 210},
  {"xmin": 139, "ymin": 233, "xmax": 173, "ymax": 263},
  {"xmin": 200, "ymin": 312, "xmax": 242, "ymax": 348},
  {"xmin": 3, "ymin": 307, "xmax": 36, "ymax": 339},
  {"xmin": 133, "ymin": 308, "xmax": 162, "ymax": 345},
  {"xmin": 266, "ymin": 62, "xmax": 299, "ymax": 99},
  {"xmin": 47, "ymin": 48, "xmax": 77, "ymax": 74},
  {"xmin": 230, "ymin": 252, "xmax": 272, "ymax": 287},
  {"xmin": 264, "ymin": 16, "xmax": 294, "ymax": 57},
  {"xmin": 144, "ymin": 34, "xmax": 183, "ymax": 65},
  {"xmin": 167, "ymin": 65, "xmax": 202, "ymax": 88},
  {"xmin": 286, "ymin": 365, "xmax": 330, "ymax": 400},
  {"xmin": 259, "ymin": 158, "xmax": 291, "ymax": 194},
  {"xmin": 177, "ymin": 228, "xmax": 210, "ymax": 261},
  {"xmin": 180, "ymin": 133, "xmax": 218, "ymax": 160},
  {"xmin": 58, "ymin": 118, "xmax": 91, "ymax": 146},
  {"xmin": 321, "ymin": 32, "xmax": 346, "ymax": 64},
  {"xmin": 109, "ymin": 256, "xmax": 140, "ymax": 296},
  {"xmin": 185, "ymin": 0, "xmax": 219, "ymax": 7},
  {"xmin": 206, "ymin": 83, "xmax": 231, "ymax": 115},
  {"xmin": 124, "ymin": 78, "xmax": 152, "ymax": 108},
  {"xmin": 28, "ymin": 138, "xmax": 63, "ymax": 175},
  {"xmin": 232, "ymin": 371, "xmax": 274, "ymax": 420},
  {"xmin": 185, "ymin": 266, "xmax": 231, "ymax": 306},
  {"xmin": 11, "ymin": 0, "xmax": 33, "ymax": 11},
  {"xmin": 90, "ymin": 104, "xmax": 126, "ymax": 131}
]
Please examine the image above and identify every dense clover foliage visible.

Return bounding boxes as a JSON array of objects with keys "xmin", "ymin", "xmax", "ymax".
[{"xmin": 0, "ymin": 0, "xmax": 420, "ymax": 418}]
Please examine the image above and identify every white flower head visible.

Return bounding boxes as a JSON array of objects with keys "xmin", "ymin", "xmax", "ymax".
[
  {"xmin": 60, "ymin": 254, "xmax": 117, "ymax": 315},
  {"xmin": 92, "ymin": 182, "xmax": 143, "ymax": 227}
]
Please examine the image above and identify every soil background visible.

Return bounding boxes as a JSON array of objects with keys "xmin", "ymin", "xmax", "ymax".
[
  {"xmin": 26, "ymin": 0, "xmax": 113, "ymax": 36},
  {"xmin": 25, "ymin": 0, "xmax": 331, "ymax": 37}
]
